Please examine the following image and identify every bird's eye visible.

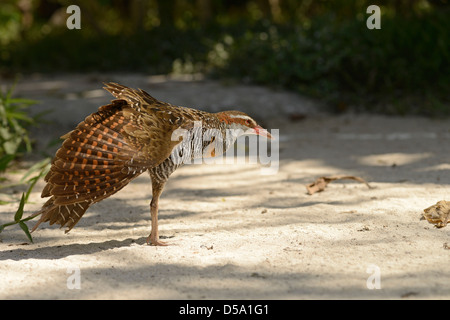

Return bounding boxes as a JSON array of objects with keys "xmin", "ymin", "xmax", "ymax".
[{"xmin": 245, "ymin": 119, "xmax": 251, "ymax": 125}]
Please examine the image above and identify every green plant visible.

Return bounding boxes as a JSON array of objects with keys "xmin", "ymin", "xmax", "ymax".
[
  {"xmin": 0, "ymin": 157, "xmax": 51, "ymax": 242},
  {"xmin": 0, "ymin": 81, "xmax": 40, "ymax": 171},
  {"xmin": 0, "ymin": 80, "xmax": 52, "ymax": 242},
  {"xmin": 1, "ymin": 2, "xmax": 449, "ymax": 116}
]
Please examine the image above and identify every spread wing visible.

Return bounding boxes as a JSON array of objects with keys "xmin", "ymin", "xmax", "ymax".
[
  {"xmin": 103, "ymin": 82, "xmax": 188, "ymax": 168},
  {"xmin": 32, "ymin": 83, "xmax": 190, "ymax": 232}
]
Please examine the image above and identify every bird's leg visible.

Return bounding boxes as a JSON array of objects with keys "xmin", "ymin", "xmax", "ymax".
[
  {"xmin": 146, "ymin": 180, "xmax": 168, "ymax": 246},
  {"xmin": 148, "ymin": 197, "xmax": 168, "ymax": 246}
]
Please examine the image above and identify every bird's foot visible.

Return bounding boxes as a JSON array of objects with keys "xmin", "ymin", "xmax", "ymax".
[{"xmin": 146, "ymin": 234, "xmax": 169, "ymax": 246}]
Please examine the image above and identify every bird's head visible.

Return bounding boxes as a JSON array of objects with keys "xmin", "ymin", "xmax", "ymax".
[{"xmin": 217, "ymin": 111, "xmax": 272, "ymax": 139}]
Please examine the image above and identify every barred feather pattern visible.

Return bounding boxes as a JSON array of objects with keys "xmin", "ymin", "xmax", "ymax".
[
  {"xmin": 148, "ymin": 122, "xmax": 233, "ymax": 185},
  {"xmin": 32, "ymin": 99, "xmax": 147, "ymax": 232}
]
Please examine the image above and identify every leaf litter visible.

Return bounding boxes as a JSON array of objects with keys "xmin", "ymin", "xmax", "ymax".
[{"xmin": 306, "ymin": 175, "xmax": 373, "ymax": 195}]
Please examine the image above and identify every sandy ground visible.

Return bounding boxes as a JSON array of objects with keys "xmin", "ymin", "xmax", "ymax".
[{"xmin": 0, "ymin": 74, "xmax": 449, "ymax": 299}]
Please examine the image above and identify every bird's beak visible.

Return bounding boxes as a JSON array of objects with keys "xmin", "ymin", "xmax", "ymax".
[{"xmin": 246, "ymin": 125, "xmax": 273, "ymax": 139}]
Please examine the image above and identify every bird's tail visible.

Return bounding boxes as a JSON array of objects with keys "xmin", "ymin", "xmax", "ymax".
[{"xmin": 31, "ymin": 198, "xmax": 91, "ymax": 233}]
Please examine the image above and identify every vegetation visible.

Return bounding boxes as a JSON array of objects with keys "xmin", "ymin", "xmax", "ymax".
[
  {"xmin": 0, "ymin": 82, "xmax": 50, "ymax": 242},
  {"xmin": 0, "ymin": 157, "xmax": 50, "ymax": 242},
  {"xmin": 1, "ymin": 0, "xmax": 449, "ymax": 115},
  {"xmin": 0, "ymin": 80, "xmax": 41, "ymax": 172}
]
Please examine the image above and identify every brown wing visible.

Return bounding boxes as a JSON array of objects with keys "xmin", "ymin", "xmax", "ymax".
[
  {"xmin": 32, "ymin": 83, "xmax": 186, "ymax": 233},
  {"xmin": 103, "ymin": 82, "xmax": 186, "ymax": 166}
]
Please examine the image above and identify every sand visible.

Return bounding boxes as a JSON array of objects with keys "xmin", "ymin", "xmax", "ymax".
[{"xmin": 0, "ymin": 74, "xmax": 449, "ymax": 299}]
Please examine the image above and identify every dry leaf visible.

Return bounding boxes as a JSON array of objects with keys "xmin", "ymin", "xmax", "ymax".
[
  {"xmin": 422, "ymin": 200, "xmax": 450, "ymax": 228},
  {"xmin": 306, "ymin": 175, "xmax": 372, "ymax": 195}
]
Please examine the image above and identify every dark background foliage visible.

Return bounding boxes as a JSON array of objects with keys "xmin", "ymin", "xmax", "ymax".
[{"xmin": 1, "ymin": 0, "xmax": 449, "ymax": 115}]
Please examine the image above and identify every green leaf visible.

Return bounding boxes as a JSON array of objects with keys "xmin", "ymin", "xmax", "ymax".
[
  {"xmin": 18, "ymin": 221, "xmax": 33, "ymax": 243},
  {"xmin": 8, "ymin": 98, "xmax": 39, "ymax": 106},
  {"xmin": 4, "ymin": 111, "xmax": 34, "ymax": 123},
  {"xmin": 24, "ymin": 177, "xmax": 39, "ymax": 203},
  {"xmin": 4, "ymin": 81, "xmax": 16, "ymax": 102},
  {"xmin": 3, "ymin": 139, "xmax": 21, "ymax": 155},
  {"xmin": 21, "ymin": 212, "xmax": 41, "ymax": 222},
  {"xmin": 0, "ymin": 154, "xmax": 15, "ymax": 171},
  {"xmin": 14, "ymin": 193, "xmax": 26, "ymax": 222},
  {"xmin": 20, "ymin": 157, "xmax": 51, "ymax": 182},
  {"xmin": 22, "ymin": 158, "xmax": 51, "ymax": 203}
]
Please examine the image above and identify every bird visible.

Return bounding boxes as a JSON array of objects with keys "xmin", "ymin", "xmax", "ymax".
[{"xmin": 31, "ymin": 82, "xmax": 272, "ymax": 245}]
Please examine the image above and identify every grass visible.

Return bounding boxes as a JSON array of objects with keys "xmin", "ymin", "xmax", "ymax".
[
  {"xmin": 0, "ymin": 81, "xmax": 50, "ymax": 242},
  {"xmin": 0, "ymin": 80, "xmax": 47, "ymax": 171},
  {"xmin": 0, "ymin": 157, "xmax": 51, "ymax": 243}
]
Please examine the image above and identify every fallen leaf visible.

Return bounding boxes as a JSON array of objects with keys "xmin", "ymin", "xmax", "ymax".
[
  {"xmin": 306, "ymin": 175, "xmax": 372, "ymax": 195},
  {"xmin": 422, "ymin": 200, "xmax": 450, "ymax": 228}
]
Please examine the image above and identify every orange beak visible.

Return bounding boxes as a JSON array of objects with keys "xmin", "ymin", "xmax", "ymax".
[{"xmin": 247, "ymin": 125, "xmax": 273, "ymax": 139}]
